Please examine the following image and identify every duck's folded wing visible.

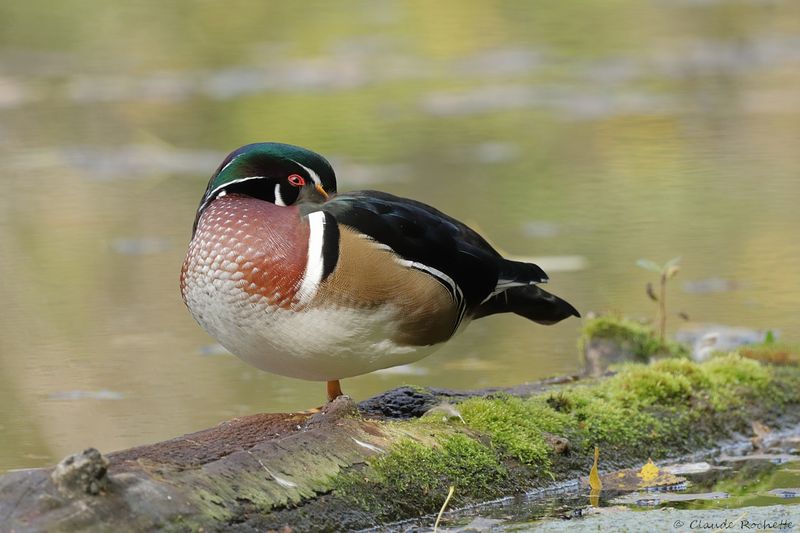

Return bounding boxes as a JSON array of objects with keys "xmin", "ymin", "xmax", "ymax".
[{"xmin": 310, "ymin": 191, "xmax": 509, "ymax": 305}]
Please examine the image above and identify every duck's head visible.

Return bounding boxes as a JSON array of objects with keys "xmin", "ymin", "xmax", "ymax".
[{"xmin": 194, "ymin": 142, "xmax": 337, "ymax": 232}]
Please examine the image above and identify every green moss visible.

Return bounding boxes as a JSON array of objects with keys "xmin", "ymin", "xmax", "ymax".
[
  {"xmin": 703, "ymin": 353, "xmax": 771, "ymax": 387},
  {"xmin": 580, "ymin": 315, "xmax": 689, "ymax": 360},
  {"xmin": 457, "ymin": 396, "xmax": 571, "ymax": 471},
  {"xmin": 610, "ymin": 365, "xmax": 693, "ymax": 407},
  {"xmin": 456, "ymin": 354, "xmax": 787, "ymax": 463},
  {"xmin": 650, "ymin": 358, "xmax": 713, "ymax": 389},
  {"xmin": 566, "ymin": 393, "xmax": 664, "ymax": 450},
  {"xmin": 377, "ymin": 434, "xmax": 506, "ymax": 497},
  {"xmin": 334, "ymin": 432, "xmax": 508, "ymax": 516},
  {"xmin": 191, "ymin": 489, "xmax": 234, "ymax": 523},
  {"xmin": 696, "ymin": 353, "xmax": 771, "ymax": 409},
  {"xmin": 332, "ymin": 353, "xmax": 800, "ymax": 522}
]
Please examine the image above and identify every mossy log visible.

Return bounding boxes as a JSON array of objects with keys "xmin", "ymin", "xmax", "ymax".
[{"xmin": 2, "ymin": 353, "xmax": 799, "ymax": 532}]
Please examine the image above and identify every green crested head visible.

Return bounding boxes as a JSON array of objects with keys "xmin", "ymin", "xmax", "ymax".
[
  {"xmin": 210, "ymin": 142, "xmax": 337, "ymax": 193},
  {"xmin": 194, "ymin": 142, "xmax": 337, "ymax": 231}
]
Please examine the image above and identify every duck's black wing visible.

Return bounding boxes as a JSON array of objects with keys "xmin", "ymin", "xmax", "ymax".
[{"xmin": 316, "ymin": 191, "xmax": 549, "ymax": 307}]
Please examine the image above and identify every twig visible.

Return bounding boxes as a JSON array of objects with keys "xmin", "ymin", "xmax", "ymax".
[{"xmin": 433, "ymin": 485, "xmax": 455, "ymax": 532}]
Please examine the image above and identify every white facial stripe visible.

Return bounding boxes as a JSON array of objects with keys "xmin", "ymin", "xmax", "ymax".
[
  {"xmin": 296, "ymin": 211, "xmax": 327, "ymax": 306},
  {"xmin": 218, "ymin": 153, "xmax": 242, "ymax": 175},
  {"xmin": 208, "ymin": 176, "xmax": 267, "ymax": 199},
  {"xmin": 274, "ymin": 183, "xmax": 286, "ymax": 206},
  {"xmin": 289, "ymin": 159, "xmax": 322, "ymax": 187}
]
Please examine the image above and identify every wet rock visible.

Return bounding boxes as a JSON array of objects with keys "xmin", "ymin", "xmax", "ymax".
[
  {"xmin": 544, "ymin": 434, "xmax": 571, "ymax": 455},
  {"xmin": 675, "ymin": 324, "xmax": 774, "ymax": 362},
  {"xmin": 768, "ymin": 488, "xmax": 800, "ymax": 499},
  {"xmin": 583, "ymin": 337, "xmax": 638, "ymax": 376},
  {"xmin": 663, "ymin": 461, "xmax": 713, "ymax": 475},
  {"xmin": 51, "ymin": 448, "xmax": 109, "ymax": 496},
  {"xmin": 359, "ymin": 381, "xmax": 581, "ymax": 420},
  {"xmin": 358, "ymin": 386, "xmax": 438, "ymax": 419},
  {"xmin": 581, "ymin": 316, "xmax": 689, "ymax": 375}
]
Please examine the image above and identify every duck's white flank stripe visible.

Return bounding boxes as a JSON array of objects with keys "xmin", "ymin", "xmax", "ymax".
[
  {"xmin": 395, "ymin": 257, "xmax": 467, "ymax": 330},
  {"xmin": 274, "ymin": 183, "xmax": 286, "ymax": 206},
  {"xmin": 296, "ymin": 211, "xmax": 327, "ymax": 305},
  {"xmin": 358, "ymin": 233, "xmax": 394, "ymax": 252},
  {"xmin": 395, "ymin": 259, "xmax": 460, "ymax": 300},
  {"xmin": 289, "ymin": 159, "xmax": 322, "ymax": 187},
  {"xmin": 355, "ymin": 234, "xmax": 467, "ymax": 333}
]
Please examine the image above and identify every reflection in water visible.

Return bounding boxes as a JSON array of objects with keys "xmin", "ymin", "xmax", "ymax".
[
  {"xmin": 1, "ymin": 0, "xmax": 799, "ymax": 471},
  {"xmin": 47, "ymin": 390, "xmax": 125, "ymax": 401}
]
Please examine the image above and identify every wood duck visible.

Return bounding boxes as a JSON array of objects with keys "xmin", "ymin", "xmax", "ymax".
[{"xmin": 181, "ymin": 143, "xmax": 579, "ymax": 402}]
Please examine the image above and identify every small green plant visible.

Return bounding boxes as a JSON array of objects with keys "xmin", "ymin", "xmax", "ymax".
[{"xmin": 636, "ymin": 257, "xmax": 681, "ymax": 342}]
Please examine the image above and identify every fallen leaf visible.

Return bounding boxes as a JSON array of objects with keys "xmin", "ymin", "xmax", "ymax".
[
  {"xmin": 638, "ymin": 459, "xmax": 660, "ymax": 483},
  {"xmin": 584, "ymin": 462, "xmax": 686, "ymax": 491},
  {"xmin": 589, "ymin": 446, "xmax": 602, "ymax": 491},
  {"xmin": 589, "ymin": 446, "xmax": 602, "ymax": 507}
]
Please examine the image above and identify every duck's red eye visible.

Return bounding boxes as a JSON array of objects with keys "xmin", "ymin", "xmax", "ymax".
[{"xmin": 287, "ymin": 174, "xmax": 305, "ymax": 187}]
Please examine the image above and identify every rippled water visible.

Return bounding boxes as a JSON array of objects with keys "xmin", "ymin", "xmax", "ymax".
[{"xmin": 1, "ymin": 1, "xmax": 799, "ymax": 470}]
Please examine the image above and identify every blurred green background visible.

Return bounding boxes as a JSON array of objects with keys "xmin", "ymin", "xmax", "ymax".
[{"xmin": 1, "ymin": 0, "xmax": 799, "ymax": 471}]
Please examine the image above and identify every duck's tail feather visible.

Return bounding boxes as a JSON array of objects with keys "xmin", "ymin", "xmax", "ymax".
[{"xmin": 475, "ymin": 285, "xmax": 580, "ymax": 325}]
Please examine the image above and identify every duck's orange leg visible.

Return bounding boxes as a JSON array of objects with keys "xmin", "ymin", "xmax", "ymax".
[{"xmin": 327, "ymin": 380, "xmax": 343, "ymax": 402}]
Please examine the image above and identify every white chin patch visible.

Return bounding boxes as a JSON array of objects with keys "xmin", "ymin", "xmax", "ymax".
[
  {"xmin": 274, "ymin": 183, "xmax": 286, "ymax": 207},
  {"xmin": 295, "ymin": 211, "xmax": 326, "ymax": 305}
]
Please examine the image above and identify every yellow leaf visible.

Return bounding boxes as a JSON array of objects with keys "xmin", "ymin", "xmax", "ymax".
[
  {"xmin": 638, "ymin": 458, "xmax": 660, "ymax": 483},
  {"xmin": 589, "ymin": 446, "xmax": 602, "ymax": 491}
]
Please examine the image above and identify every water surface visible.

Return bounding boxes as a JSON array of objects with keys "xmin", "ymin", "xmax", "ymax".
[{"xmin": 1, "ymin": 0, "xmax": 799, "ymax": 470}]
